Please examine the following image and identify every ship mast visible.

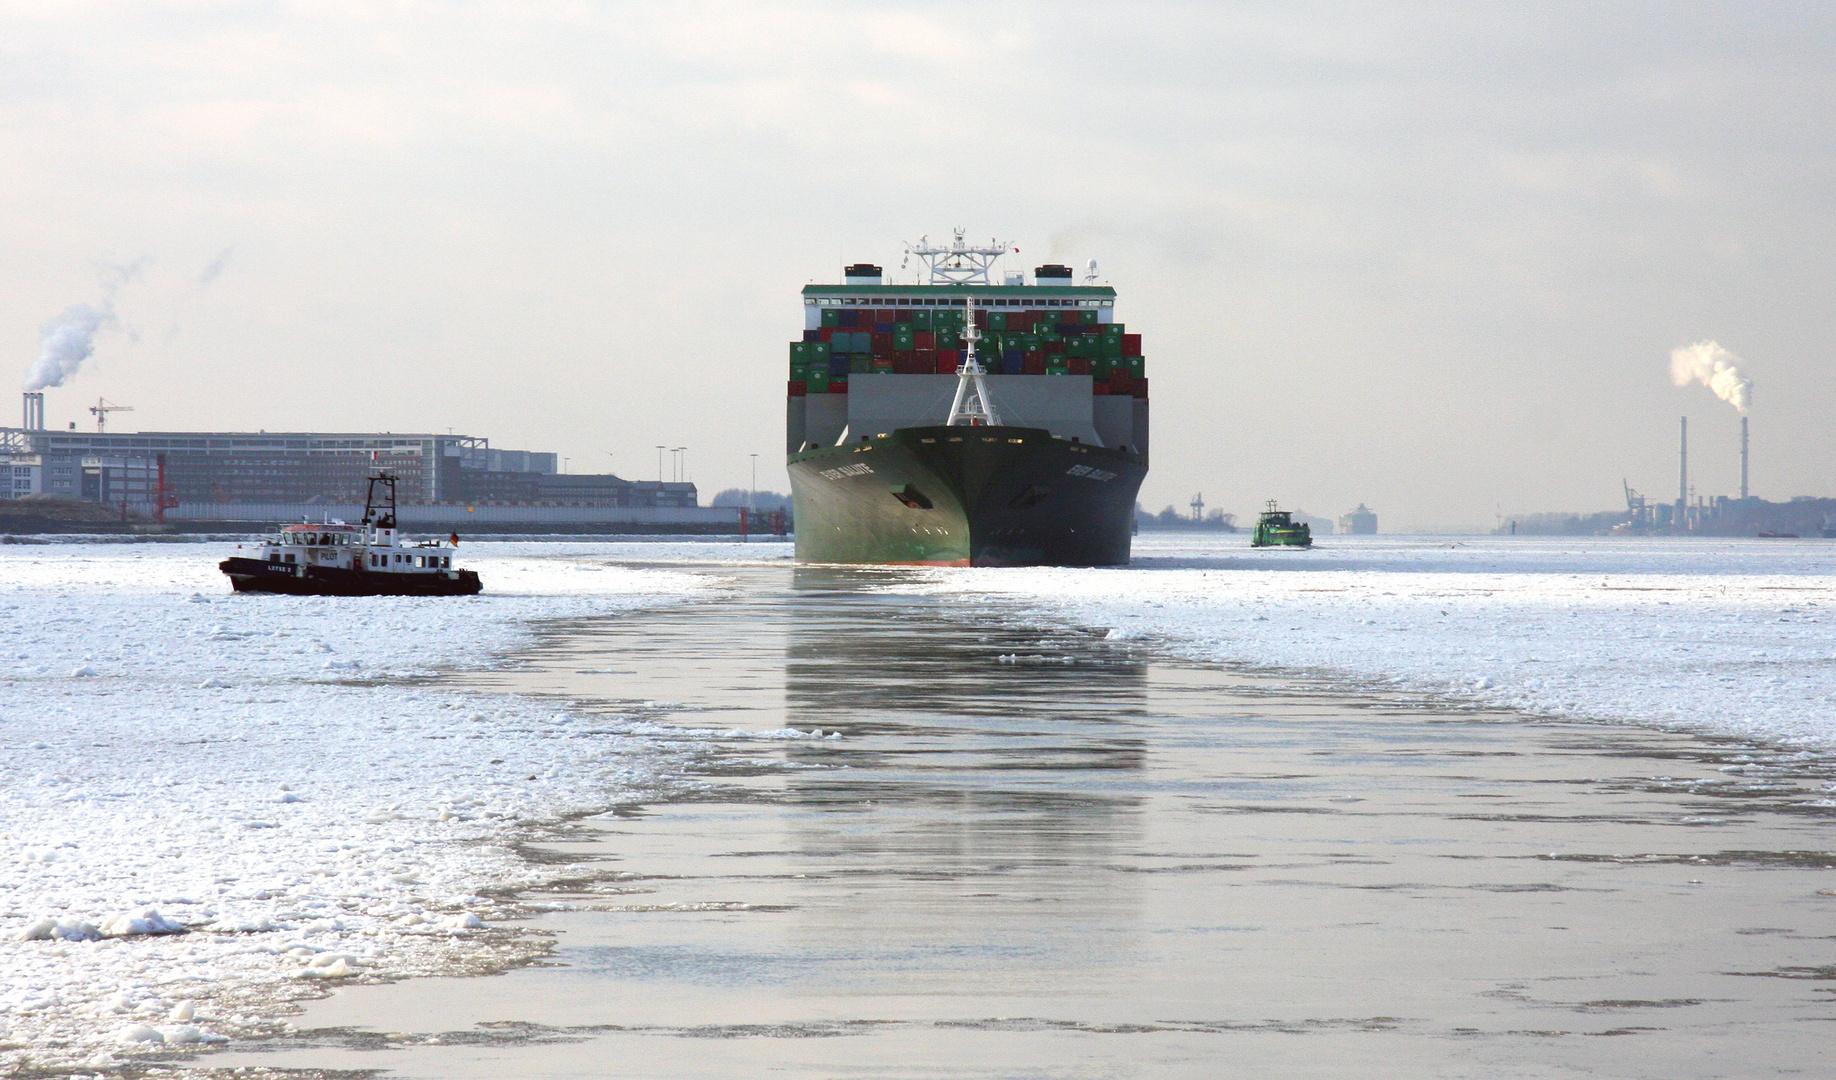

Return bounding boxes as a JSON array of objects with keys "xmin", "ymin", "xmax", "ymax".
[
  {"xmin": 908, "ymin": 229, "xmax": 1011, "ymax": 428},
  {"xmin": 946, "ymin": 294, "xmax": 1002, "ymax": 427}
]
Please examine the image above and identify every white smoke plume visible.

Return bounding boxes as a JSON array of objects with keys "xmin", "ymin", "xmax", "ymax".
[
  {"xmin": 22, "ymin": 260, "xmax": 146, "ymax": 391},
  {"xmin": 24, "ymin": 303, "xmax": 112, "ymax": 391},
  {"xmin": 1669, "ymin": 339, "xmax": 1753, "ymax": 414}
]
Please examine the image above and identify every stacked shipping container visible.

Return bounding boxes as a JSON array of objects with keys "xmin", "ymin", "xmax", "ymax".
[{"xmin": 788, "ymin": 301, "xmax": 1147, "ymax": 401}]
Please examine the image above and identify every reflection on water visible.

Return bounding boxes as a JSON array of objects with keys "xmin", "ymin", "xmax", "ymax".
[
  {"xmin": 229, "ymin": 563, "xmax": 1836, "ymax": 1080},
  {"xmin": 780, "ymin": 566, "xmax": 1152, "ymax": 981}
]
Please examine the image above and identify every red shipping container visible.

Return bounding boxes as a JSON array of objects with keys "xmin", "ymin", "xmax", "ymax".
[
  {"xmin": 1013, "ymin": 311, "xmax": 1035, "ymax": 331},
  {"xmin": 973, "ymin": 310, "xmax": 988, "ymax": 328},
  {"xmin": 895, "ymin": 309, "xmax": 914, "ymax": 323},
  {"xmin": 876, "ymin": 309, "xmax": 897, "ymax": 324},
  {"xmin": 1121, "ymin": 334, "xmax": 1142, "ymax": 357},
  {"xmin": 1133, "ymin": 378, "xmax": 1148, "ymax": 398},
  {"xmin": 1046, "ymin": 341, "xmax": 1066, "ymax": 355},
  {"xmin": 788, "ymin": 380, "xmax": 807, "ymax": 397},
  {"xmin": 934, "ymin": 355, "xmax": 957, "ymax": 375},
  {"xmin": 914, "ymin": 331, "xmax": 934, "ymax": 349},
  {"xmin": 830, "ymin": 379, "xmax": 848, "ymax": 394},
  {"xmin": 1068, "ymin": 357, "xmax": 1091, "ymax": 375},
  {"xmin": 1022, "ymin": 355, "xmax": 1047, "ymax": 375},
  {"xmin": 872, "ymin": 332, "xmax": 893, "ymax": 352},
  {"xmin": 1109, "ymin": 372, "xmax": 1134, "ymax": 393},
  {"xmin": 1092, "ymin": 382, "xmax": 1111, "ymax": 395},
  {"xmin": 818, "ymin": 328, "xmax": 835, "ymax": 342}
]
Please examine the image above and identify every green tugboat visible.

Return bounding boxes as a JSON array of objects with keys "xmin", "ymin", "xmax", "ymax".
[{"xmin": 1251, "ymin": 501, "xmax": 1312, "ymax": 548}]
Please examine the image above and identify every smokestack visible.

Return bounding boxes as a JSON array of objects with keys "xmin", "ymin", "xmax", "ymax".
[
  {"xmin": 1679, "ymin": 416, "xmax": 1688, "ymax": 513},
  {"xmin": 1741, "ymin": 415, "xmax": 1749, "ymax": 499},
  {"xmin": 21, "ymin": 392, "xmax": 43, "ymax": 431}
]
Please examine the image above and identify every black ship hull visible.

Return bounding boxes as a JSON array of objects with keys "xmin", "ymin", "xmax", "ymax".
[
  {"xmin": 788, "ymin": 426, "xmax": 1146, "ymax": 566},
  {"xmin": 219, "ymin": 557, "xmax": 483, "ymax": 597}
]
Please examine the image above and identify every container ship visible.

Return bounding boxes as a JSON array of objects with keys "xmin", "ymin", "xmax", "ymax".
[{"xmin": 786, "ymin": 232, "xmax": 1149, "ymax": 566}]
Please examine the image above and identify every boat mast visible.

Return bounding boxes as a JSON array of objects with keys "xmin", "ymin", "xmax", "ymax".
[
  {"xmin": 906, "ymin": 230, "xmax": 1011, "ymax": 428},
  {"xmin": 946, "ymin": 294, "xmax": 1001, "ymax": 427}
]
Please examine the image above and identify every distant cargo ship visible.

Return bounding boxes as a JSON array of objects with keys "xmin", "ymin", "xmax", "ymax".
[{"xmin": 786, "ymin": 232, "xmax": 1149, "ymax": 566}]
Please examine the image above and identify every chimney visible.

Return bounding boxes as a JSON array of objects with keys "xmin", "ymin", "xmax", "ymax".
[
  {"xmin": 843, "ymin": 263, "xmax": 883, "ymax": 285},
  {"xmin": 1678, "ymin": 416, "xmax": 1688, "ymax": 518},
  {"xmin": 1740, "ymin": 415, "xmax": 1749, "ymax": 499},
  {"xmin": 22, "ymin": 392, "xmax": 44, "ymax": 431}
]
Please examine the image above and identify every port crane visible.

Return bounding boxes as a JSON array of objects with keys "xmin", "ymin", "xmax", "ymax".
[{"xmin": 89, "ymin": 398, "xmax": 133, "ymax": 433}]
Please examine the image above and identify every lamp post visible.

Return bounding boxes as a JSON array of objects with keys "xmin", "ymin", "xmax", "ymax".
[
  {"xmin": 749, "ymin": 454, "xmax": 758, "ymax": 511},
  {"xmin": 655, "ymin": 445, "xmax": 664, "ymax": 483}
]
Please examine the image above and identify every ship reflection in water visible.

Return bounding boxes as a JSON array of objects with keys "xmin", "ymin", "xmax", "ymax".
[{"xmin": 778, "ymin": 566, "xmax": 1151, "ymax": 988}]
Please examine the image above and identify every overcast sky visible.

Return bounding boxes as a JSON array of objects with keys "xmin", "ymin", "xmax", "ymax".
[{"xmin": 4, "ymin": 1, "xmax": 1832, "ymax": 530}]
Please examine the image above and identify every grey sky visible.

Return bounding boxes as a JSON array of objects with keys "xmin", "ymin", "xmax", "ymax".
[{"xmin": 3, "ymin": 1, "xmax": 1832, "ymax": 530}]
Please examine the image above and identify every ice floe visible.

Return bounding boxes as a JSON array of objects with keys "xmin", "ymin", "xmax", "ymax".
[
  {"xmin": 0, "ymin": 541, "xmax": 718, "ymax": 1069},
  {"xmin": 896, "ymin": 535, "xmax": 1836, "ymax": 748}
]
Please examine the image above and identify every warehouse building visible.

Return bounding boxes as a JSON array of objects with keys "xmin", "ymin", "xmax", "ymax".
[{"xmin": 1, "ymin": 418, "xmax": 698, "ymax": 519}]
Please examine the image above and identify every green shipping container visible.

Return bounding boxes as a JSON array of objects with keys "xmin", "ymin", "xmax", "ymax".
[
  {"xmin": 987, "ymin": 312, "xmax": 1007, "ymax": 332},
  {"xmin": 1021, "ymin": 334, "xmax": 1041, "ymax": 351},
  {"xmin": 790, "ymin": 342, "xmax": 809, "ymax": 361},
  {"xmin": 1101, "ymin": 338, "xmax": 1123, "ymax": 358},
  {"xmin": 808, "ymin": 370, "xmax": 830, "ymax": 391},
  {"xmin": 913, "ymin": 310, "xmax": 933, "ymax": 330},
  {"xmin": 811, "ymin": 341, "xmax": 831, "ymax": 360},
  {"xmin": 1127, "ymin": 356, "xmax": 1145, "ymax": 374},
  {"xmin": 791, "ymin": 362, "xmax": 811, "ymax": 380},
  {"xmin": 821, "ymin": 309, "xmax": 841, "ymax": 328},
  {"xmin": 1103, "ymin": 323, "xmax": 1124, "ymax": 338},
  {"xmin": 850, "ymin": 356, "xmax": 872, "ymax": 374}
]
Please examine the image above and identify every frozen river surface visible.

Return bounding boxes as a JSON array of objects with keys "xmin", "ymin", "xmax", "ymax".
[
  {"xmin": 4, "ymin": 536, "xmax": 1835, "ymax": 1077},
  {"xmin": 227, "ymin": 551, "xmax": 1835, "ymax": 1080}
]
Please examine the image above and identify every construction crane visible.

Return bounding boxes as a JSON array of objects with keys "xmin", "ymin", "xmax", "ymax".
[{"xmin": 89, "ymin": 398, "xmax": 134, "ymax": 433}]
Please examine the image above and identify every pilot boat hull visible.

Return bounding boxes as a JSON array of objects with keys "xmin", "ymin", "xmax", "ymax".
[{"xmin": 219, "ymin": 557, "xmax": 483, "ymax": 597}]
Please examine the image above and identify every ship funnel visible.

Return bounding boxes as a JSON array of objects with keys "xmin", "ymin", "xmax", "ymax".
[
  {"xmin": 843, "ymin": 263, "xmax": 883, "ymax": 285},
  {"xmin": 1034, "ymin": 264, "xmax": 1073, "ymax": 283},
  {"xmin": 22, "ymin": 392, "xmax": 44, "ymax": 431}
]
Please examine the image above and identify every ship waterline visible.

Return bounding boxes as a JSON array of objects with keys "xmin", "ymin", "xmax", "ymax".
[{"xmin": 789, "ymin": 426, "xmax": 1146, "ymax": 566}]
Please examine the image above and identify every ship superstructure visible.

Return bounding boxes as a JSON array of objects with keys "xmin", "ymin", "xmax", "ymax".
[{"xmin": 786, "ymin": 232, "xmax": 1150, "ymax": 566}]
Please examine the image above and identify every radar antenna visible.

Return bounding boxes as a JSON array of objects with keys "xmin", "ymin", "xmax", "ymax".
[
  {"xmin": 906, "ymin": 228, "xmax": 1014, "ymax": 285},
  {"xmin": 945, "ymin": 295, "xmax": 1002, "ymax": 427},
  {"xmin": 1082, "ymin": 258, "xmax": 1100, "ymax": 285}
]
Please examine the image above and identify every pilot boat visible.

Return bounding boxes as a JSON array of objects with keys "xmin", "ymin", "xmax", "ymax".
[{"xmin": 218, "ymin": 472, "xmax": 483, "ymax": 596}]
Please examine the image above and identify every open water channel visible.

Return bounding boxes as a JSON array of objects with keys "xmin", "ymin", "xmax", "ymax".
[{"xmin": 226, "ymin": 562, "xmax": 1835, "ymax": 1079}]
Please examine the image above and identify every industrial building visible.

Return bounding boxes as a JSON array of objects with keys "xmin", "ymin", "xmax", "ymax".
[{"xmin": 3, "ymin": 392, "xmax": 708, "ymax": 529}]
